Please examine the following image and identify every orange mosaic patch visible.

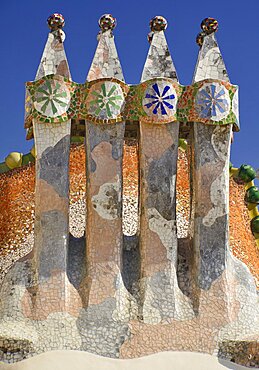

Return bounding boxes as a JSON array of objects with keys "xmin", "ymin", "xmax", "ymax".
[
  {"xmin": 0, "ymin": 144, "xmax": 258, "ymax": 288},
  {"xmin": 123, "ymin": 138, "xmax": 139, "ymax": 198}
]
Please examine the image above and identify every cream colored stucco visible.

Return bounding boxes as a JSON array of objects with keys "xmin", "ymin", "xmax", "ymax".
[{"xmin": 0, "ymin": 351, "xmax": 252, "ymax": 370}]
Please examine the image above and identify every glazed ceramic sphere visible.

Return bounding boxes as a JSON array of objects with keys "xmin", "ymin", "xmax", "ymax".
[
  {"xmin": 47, "ymin": 13, "xmax": 65, "ymax": 31},
  {"xmin": 238, "ymin": 164, "xmax": 256, "ymax": 183},
  {"xmin": 196, "ymin": 32, "xmax": 206, "ymax": 47},
  {"xmin": 99, "ymin": 14, "xmax": 117, "ymax": 32},
  {"xmin": 5, "ymin": 152, "xmax": 23, "ymax": 169},
  {"xmin": 149, "ymin": 16, "xmax": 167, "ymax": 32},
  {"xmin": 245, "ymin": 186, "xmax": 259, "ymax": 204},
  {"xmin": 200, "ymin": 17, "xmax": 218, "ymax": 34}
]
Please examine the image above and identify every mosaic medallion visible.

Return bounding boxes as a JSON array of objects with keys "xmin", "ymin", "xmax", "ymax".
[
  {"xmin": 195, "ymin": 83, "xmax": 230, "ymax": 122},
  {"xmin": 26, "ymin": 76, "xmax": 238, "ymax": 128},
  {"xmin": 34, "ymin": 79, "xmax": 71, "ymax": 117},
  {"xmin": 142, "ymin": 81, "xmax": 177, "ymax": 119},
  {"xmin": 86, "ymin": 81, "xmax": 124, "ymax": 120}
]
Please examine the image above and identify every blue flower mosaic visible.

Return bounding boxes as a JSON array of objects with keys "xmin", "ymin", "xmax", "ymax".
[
  {"xmin": 195, "ymin": 83, "xmax": 230, "ymax": 122},
  {"xmin": 143, "ymin": 81, "xmax": 177, "ymax": 118}
]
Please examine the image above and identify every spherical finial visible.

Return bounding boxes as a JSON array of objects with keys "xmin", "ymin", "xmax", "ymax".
[
  {"xmin": 47, "ymin": 13, "xmax": 65, "ymax": 31},
  {"xmin": 196, "ymin": 31, "xmax": 206, "ymax": 47},
  {"xmin": 99, "ymin": 14, "xmax": 117, "ymax": 32},
  {"xmin": 5, "ymin": 152, "xmax": 23, "ymax": 170},
  {"xmin": 200, "ymin": 17, "xmax": 218, "ymax": 35},
  {"xmin": 150, "ymin": 16, "xmax": 167, "ymax": 32},
  {"xmin": 245, "ymin": 186, "xmax": 259, "ymax": 205}
]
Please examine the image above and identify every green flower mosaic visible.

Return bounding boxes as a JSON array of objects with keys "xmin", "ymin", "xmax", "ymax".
[
  {"xmin": 34, "ymin": 79, "xmax": 71, "ymax": 118},
  {"xmin": 87, "ymin": 82, "xmax": 124, "ymax": 119}
]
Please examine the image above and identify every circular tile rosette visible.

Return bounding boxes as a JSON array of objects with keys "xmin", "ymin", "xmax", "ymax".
[
  {"xmin": 86, "ymin": 81, "xmax": 125, "ymax": 120},
  {"xmin": 195, "ymin": 82, "xmax": 230, "ymax": 122},
  {"xmin": 34, "ymin": 79, "xmax": 71, "ymax": 118},
  {"xmin": 142, "ymin": 81, "xmax": 177, "ymax": 120}
]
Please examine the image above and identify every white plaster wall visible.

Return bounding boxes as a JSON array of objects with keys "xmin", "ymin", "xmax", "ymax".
[{"xmin": 0, "ymin": 351, "xmax": 252, "ymax": 370}]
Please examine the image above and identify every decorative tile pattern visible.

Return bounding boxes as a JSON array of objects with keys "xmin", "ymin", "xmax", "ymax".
[
  {"xmin": 201, "ymin": 17, "xmax": 218, "ymax": 34},
  {"xmin": 192, "ymin": 30, "xmax": 233, "ymax": 296},
  {"xmin": 35, "ymin": 30, "xmax": 71, "ymax": 81},
  {"xmin": 149, "ymin": 16, "xmax": 167, "ymax": 32},
  {"xmin": 33, "ymin": 120, "xmax": 71, "ymax": 279},
  {"xmin": 87, "ymin": 30, "xmax": 124, "ymax": 82},
  {"xmin": 1, "ymin": 148, "xmax": 258, "ymax": 285},
  {"xmin": 142, "ymin": 81, "xmax": 177, "ymax": 119},
  {"xmin": 122, "ymin": 138, "xmax": 139, "ymax": 236},
  {"xmin": 47, "ymin": 13, "xmax": 65, "ymax": 31},
  {"xmin": 25, "ymin": 75, "xmax": 77, "ymax": 126},
  {"xmin": 2, "ymin": 12, "xmax": 258, "ymax": 368},
  {"xmin": 141, "ymin": 31, "xmax": 177, "ymax": 82},
  {"xmin": 99, "ymin": 14, "xmax": 117, "ymax": 32},
  {"xmin": 25, "ymin": 76, "xmax": 239, "ymax": 130},
  {"xmin": 195, "ymin": 82, "xmax": 230, "ymax": 122},
  {"xmin": 34, "ymin": 79, "xmax": 71, "ymax": 117},
  {"xmin": 0, "ymin": 147, "xmax": 259, "ymax": 366},
  {"xmin": 193, "ymin": 33, "xmax": 229, "ymax": 83},
  {"xmin": 86, "ymin": 81, "xmax": 124, "ymax": 119},
  {"xmin": 177, "ymin": 79, "xmax": 238, "ymax": 128}
]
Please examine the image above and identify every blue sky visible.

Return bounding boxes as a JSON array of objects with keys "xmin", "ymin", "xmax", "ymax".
[{"xmin": 0, "ymin": 0, "xmax": 258, "ymax": 169}]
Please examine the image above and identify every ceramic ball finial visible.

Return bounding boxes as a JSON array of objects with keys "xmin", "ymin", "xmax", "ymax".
[
  {"xmin": 149, "ymin": 16, "xmax": 168, "ymax": 32},
  {"xmin": 99, "ymin": 14, "xmax": 117, "ymax": 32},
  {"xmin": 47, "ymin": 13, "xmax": 65, "ymax": 31},
  {"xmin": 200, "ymin": 17, "xmax": 218, "ymax": 35}
]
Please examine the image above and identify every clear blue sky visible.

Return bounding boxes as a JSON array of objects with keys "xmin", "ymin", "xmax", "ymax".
[{"xmin": 1, "ymin": 0, "xmax": 258, "ymax": 169}]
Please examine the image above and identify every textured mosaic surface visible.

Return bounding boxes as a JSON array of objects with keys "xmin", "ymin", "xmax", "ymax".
[
  {"xmin": 25, "ymin": 75, "xmax": 77, "ymax": 125},
  {"xmin": 87, "ymin": 25, "xmax": 124, "ymax": 82},
  {"xmin": 193, "ymin": 32, "xmax": 228, "ymax": 82},
  {"xmin": 142, "ymin": 81, "xmax": 177, "ymax": 118},
  {"xmin": 0, "ymin": 13, "xmax": 258, "ymax": 368},
  {"xmin": 195, "ymin": 82, "xmax": 230, "ymax": 121},
  {"xmin": 142, "ymin": 29, "xmax": 177, "ymax": 81},
  {"xmin": 122, "ymin": 138, "xmax": 139, "ymax": 236},
  {"xmin": 192, "ymin": 18, "xmax": 235, "ymax": 295},
  {"xmin": 24, "ymin": 77, "xmax": 239, "ymax": 131},
  {"xmin": 0, "ymin": 146, "xmax": 258, "ymax": 365},
  {"xmin": 34, "ymin": 78, "xmax": 71, "ymax": 117},
  {"xmin": 1, "ymin": 147, "xmax": 257, "ymax": 283},
  {"xmin": 86, "ymin": 81, "xmax": 125, "ymax": 119}
]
